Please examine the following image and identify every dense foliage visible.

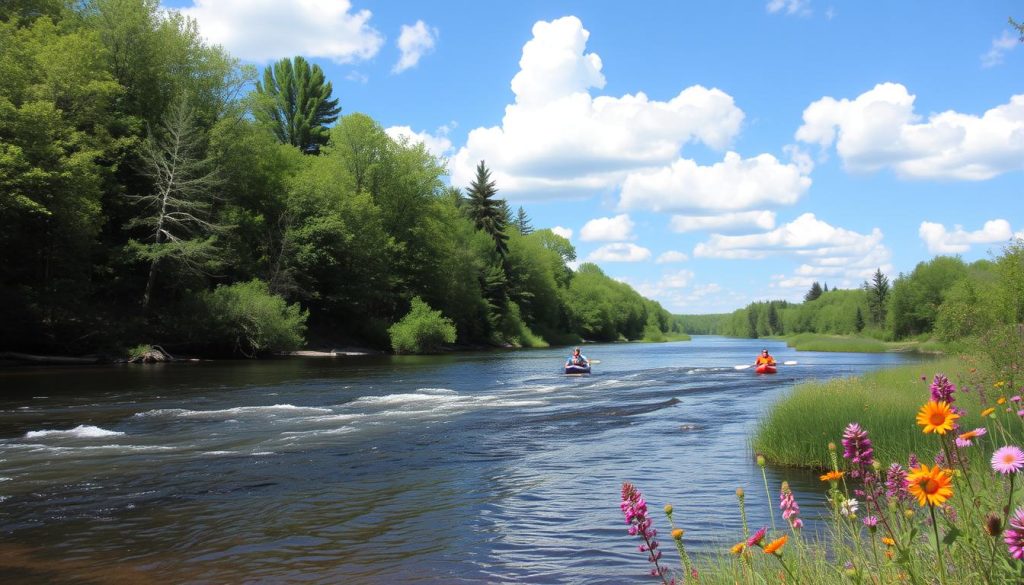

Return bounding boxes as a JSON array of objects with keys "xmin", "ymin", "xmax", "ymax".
[
  {"xmin": 690, "ymin": 242, "xmax": 1024, "ymax": 345},
  {"xmin": 388, "ymin": 297, "xmax": 457, "ymax": 354},
  {"xmin": 0, "ymin": 0, "xmax": 679, "ymax": 356}
]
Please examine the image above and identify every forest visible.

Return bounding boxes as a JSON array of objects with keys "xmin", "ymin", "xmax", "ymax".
[{"xmin": 0, "ymin": 0, "xmax": 681, "ymax": 357}]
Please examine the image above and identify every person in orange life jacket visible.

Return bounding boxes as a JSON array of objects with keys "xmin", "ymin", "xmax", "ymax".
[
  {"xmin": 566, "ymin": 347, "xmax": 589, "ymax": 367},
  {"xmin": 755, "ymin": 349, "xmax": 776, "ymax": 366}
]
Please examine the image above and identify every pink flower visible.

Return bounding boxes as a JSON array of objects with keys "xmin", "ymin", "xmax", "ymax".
[
  {"xmin": 992, "ymin": 446, "xmax": 1024, "ymax": 475},
  {"xmin": 621, "ymin": 482, "xmax": 666, "ymax": 577},
  {"xmin": 779, "ymin": 482, "xmax": 803, "ymax": 530},
  {"xmin": 1005, "ymin": 508, "xmax": 1024, "ymax": 560},
  {"xmin": 747, "ymin": 526, "xmax": 767, "ymax": 547},
  {"xmin": 955, "ymin": 427, "xmax": 987, "ymax": 447}
]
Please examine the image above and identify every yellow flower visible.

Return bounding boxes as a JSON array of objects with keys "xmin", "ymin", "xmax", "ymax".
[
  {"xmin": 916, "ymin": 401, "xmax": 959, "ymax": 435},
  {"xmin": 998, "ymin": 396, "xmax": 1007, "ymax": 404},
  {"xmin": 819, "ymin": 470, "xmax": 845, "ymax": 482},
  {"xmin": 907, "ymin": 464, "xmax": 954, "ymax": 507},
  {"xmin": 996, "ymin": 381, "xmax": 1006, "ymax": 389},
  {"xmin": 981, "ymin": 407, "xmax": 996, "ymax": 417},
  {"xmin": 664, "ymin": 504, "xmax": 673, "ymax": 515},
  {"xmin": 730, "ymin": 542, "xmax": 745, "ymax": 555},
  {"xmin": 763, "ymin": 534, "xmax": 788, "ymax": 555},
  {"xmin": 881, "ymin": 537, "xmax": 895, "ymax": 547},
  {"xmin": 672, "ymin": 528, "xmax": 684, "ymax": 540}
]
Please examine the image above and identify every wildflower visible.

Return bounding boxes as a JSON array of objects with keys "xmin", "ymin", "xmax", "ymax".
[
  {"xmin": 882, "ymin": 537, "xmax": 896, "ymax": 546},
  {"xmin": 930, "ymin": 374, "xmax": 957, "ymax": 403},
  {"xmin": 840, "ymin": 498, "xmax": 859, "ymax": 517},
  {"xmin": 986, "ymin": 513, "xmax": 1004, "ymax": 537},
  {"xmin": 863, "ymin": 515, "xmax": 879, "ymax": 530},
  {"xmin": 779, "ymin": 481, "xmax": 803, "ymax": 530},
  {"xmin": 1005, "ymin": 508, "xmax": 1024, "ymax": 560},
  {"xmin": 955, "ymin": 427, "xmax": 987, "ymax": 447},
  {"xmin": 1014, "ymin": 396, "xmax": 1023, "ymax": 403},
  {"xmin": 763, "ymin": 535, "xmax": 788, "ymax": 555},
  {"xmin": 998, "ymin": 397, "xmax": 1007, "ymax": 405},
  {"xmin": 730, "ymin": 542, "xmax": 745, "ymax": 555},
  {"xmin": 981, "ymin": 407, "xmax": 996, "ymax": 417},
  {"xmin": 820, "ymin": 470, "xmax": 844, "ymax": 482},
  {"xmin": 671, "ymin": 528, "xmax": 683, "ymax": 540},
  {"xmin": 907, "ymin": 464, "xmax": 954, "ymax": 507},
  {"xmin": 664, "ymin": 504, "xmax": 673, "ymax": 515},
  {"xmin": 756, "ymin": 454, "xmax": 766, "ymax": 467},
  {"xmin": 842, "ymin": 422, "xmax": 875, "ymax": 467},
  {"xmin": 886, "ymin": 463, "xmax": 910, "ymax": 500},
  {"xmin": 747, "ymin": 526, "xmax": 767, "ymax": 547},
  {"xmin": 991, "ymin": 446, "xmax": 1024, "ymax": 474},
  {"xmin": 996, "ymin": 381, "xmax": 1006, "ymax": 388},
  {"xmin": 1018, "ymin": 409, "xmax": 1024, "ymax": 417},
  {"xmin": 916, "ymin": 401, "xmax": 959, "ymax": 434},
  {"xmin": 621, "ymin": 482, "xmax": 664, "ymax": 575}
]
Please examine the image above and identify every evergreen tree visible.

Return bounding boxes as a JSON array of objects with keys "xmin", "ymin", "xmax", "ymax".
[
  {"xmin": 255, "ymin": 56, "xmax": 341, "ymax": 153},
  {"xmin": 768, "ymin": 303, "xmax": 782, "ymax": 335},
  {"xmin": 855, "ymin": 307, "xmax": 865, "ymax": 332},
  {"xmin": 864, "ymin": 268, "xmax": 890, "ymax": 326},
  {"xmin": 513, "ymin": 206, "xmax": 534, "ymax": 235},
  {"xmin": 804, "ymin": 281, "xmax": 823, "ymax": 302},
  {"xmin": 465, "ymin": 160, "xmax": 509, "ymax": 257}
]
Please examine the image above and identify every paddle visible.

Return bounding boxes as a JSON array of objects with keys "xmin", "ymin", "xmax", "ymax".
[
  {"xmin": 589, "ymin": 359, "xmax": 601, "ymax": 364},
  {"xmin": 734, "ymin": 364, "xmax": 752, "ymax": 370},
  {"xmin": 783, "ymin": 360, "xmax": 798, "ymax": 365}
]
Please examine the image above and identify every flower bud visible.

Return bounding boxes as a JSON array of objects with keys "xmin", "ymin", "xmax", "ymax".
[
  {"xmin": 904, "ymin": 509, "xmax": 915, "ymax": 519},
  {"xmin": 985, "ymin": 513, "xmax": 1004, "ymax": 537},
  {"xmin": 664, "ymin": 504, "xmax": 673, "ymax": 515},
  {"xmin": 872, "ymin": 460, "xmax": 881, "ymax": 472},
  {"xmin": 736, "ymin": 488, "xmax": 744, "ymax": 499},
  {"xmin": 672, "ymin": 528, "xmax": 684, "ymax": 540},
  {"xmin": 828, "ymin": 442, "xmax": 837, "ymax": 452},
  {"xmin": 757, "ymin": 455, "xmax": 766, "ymax": 467}
]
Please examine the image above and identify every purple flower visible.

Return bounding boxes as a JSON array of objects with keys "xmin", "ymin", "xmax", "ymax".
[
  {"xmin": 863, "ymin": 515, "xmax": 878, "ymax": 528},
  {"xmin": 842, "ymin": 422, "xmax": 875, "ymax": 468},
  {"xmin": 930, "ymin": 374, "xmax": 957, "ymax": 404},
  {"xmin": 885, "ymin": 463, "xmax": 909, "ymax": 501},
  {"xmin": 621, "ymin": 482, "xmax": 665, "ymax": 575},
  {"xmin": 1005, "ymin": 508, "xmax": 1024, "ymax": 560},
  {"xmin": 779, "ymin": 481, "xmax": 803, "ymax": 530}
]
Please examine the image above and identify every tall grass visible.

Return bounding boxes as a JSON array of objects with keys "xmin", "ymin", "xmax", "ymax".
[{"xmin": 784, "ymin": 333, "xmax": 949, "ymax": 354}]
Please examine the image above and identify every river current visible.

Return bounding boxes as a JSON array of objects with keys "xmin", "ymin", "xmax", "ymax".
[{"xmin": 0, "ymin": 336, "xmax": 925, "ymax": 583}]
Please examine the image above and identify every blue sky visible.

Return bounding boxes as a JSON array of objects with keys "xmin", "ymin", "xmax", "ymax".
[{"xmin": 164, "ymin": 0, "xmax": 1024, "ymax": 314}]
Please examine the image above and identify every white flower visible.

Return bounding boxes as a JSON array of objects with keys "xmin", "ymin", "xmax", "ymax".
[{"xmin": 840, "ymin": 498, "xmax": 859, "ymax": 518}]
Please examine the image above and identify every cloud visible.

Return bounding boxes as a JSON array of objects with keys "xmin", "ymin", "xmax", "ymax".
[
  {"xmin": 670, "ymin": 211, "xmax": 777, "ymax": 233},
  {"xmin": 579, "ymin": 214, "xmax": 634, "ymax": 242},
  {"xmin": 393, "ymin": 20, "xmax": 438, "ymax": 73},
  {"xmin": 766, "ymin": 0, "xmax": 811, "ymax": 17},
  {"xmin": 695, "ymin": 212, "xmax": 892, "ymax": 285},
  {"xmin": 346, "ymin": 71, "xmax": 369, "ymax": 84},
  {"xmin": 587, "ymin": 243, "xmax": 651, "ymax": 262},
  {"xmin": 385, "ymin": 125, "xmax": 453, "ymax": 158},
  {"xmin": 450, "ymin": 16, "xmax": 745, "ymax": 198},
  {"xmin": 796, "ymin": 82, "xmax": 1024, "ymax": 180},
  {"xmin": 177, "ymin": 0, "xmax": 383, "ymax": 63},
  {"xmin": 550, "ymin": 226, "xmax": 573, "ymax": 240},
  {"xmin": 981, "ymin": 30, "xmax": 1019, "ymax": 68},
  {"xmin": 619, "ymin": 152, "xmax": 811, "ymax": 212},
  {"xmin": 918, "ymin": 219, "xmax": 1016, "ymax": 254},
  {"xmin": 656, "ymin": 250, "xmax": 689, "ymax": 263}
]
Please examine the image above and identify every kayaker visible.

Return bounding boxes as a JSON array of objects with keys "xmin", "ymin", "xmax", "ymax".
[
  {"xmin": 755, "ymin": 349, "xmax": 776, "ymax": 367},
  {"xmin": 566, "ymin": 347, "xmax": 589, "ymax": 367}
]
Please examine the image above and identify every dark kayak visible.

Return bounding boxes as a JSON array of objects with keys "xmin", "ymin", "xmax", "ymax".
[
  {"xmin": 565, "ymin": 364, "xmax": 591, "ymax": 374},
  {"xmin": 755, "ymin": 363, "xmax": 777, "ymax": 374}
]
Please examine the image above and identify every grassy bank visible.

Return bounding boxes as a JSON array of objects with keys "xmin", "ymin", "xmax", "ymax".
[{"xmin": 783, "ymin": 332, "xmax": 946, "ymax": 354}]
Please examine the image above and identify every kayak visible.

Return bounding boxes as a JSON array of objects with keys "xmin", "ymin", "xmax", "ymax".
[
  {"xmin": 755, "ymin": 363, "xmax": 777, "ymax": 374},
  {"xmin": 565, "ymin": 364, "xmax": 591, "ymax": 374}
]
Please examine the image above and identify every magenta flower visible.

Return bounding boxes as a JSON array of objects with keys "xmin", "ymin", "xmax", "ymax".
[
  {"xmin": 885, "ymin": 463, "xmax": 910, "ymax": 501},
  {"xmin": 1005, "ymin": 508, "xmax": 1024, "ymax": 560},
  {"xmin": 930, "ymin": 374, "xmax": 957, "ymax": 403},
  {"xmin": 992, "ymin": 446, "xmax": 1024, "ymax": 475},
  {"xmin": 842, "ymin": 422, "xmax": 875, "ymax": 467},
  {"xmin": 955, "ymin": 427, "xmax": 987, "ymax": 448},
  {"xmin": 779, "ymin": 482, "xmax": 803, "ymax": 530},
  {"xmin": 863, "ymin": 515, "xmax": 878, "ymax": 529},
  {"xmin": 621, "ymin": 482, "xmax": 667, "ymax": 578},
  {"xmin": 747, "ymin": 526, "xmax": 767, "ymax": 547}
]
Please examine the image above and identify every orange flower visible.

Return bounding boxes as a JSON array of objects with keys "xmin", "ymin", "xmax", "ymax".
[
  {"xmin": 763, "ymin": 534, "xmax": 788, "ymax": 555},
  {"xmin": 998, "ymin": 397, "xmax": 1007, "ymax": 404},
  {"xmin": 730, "ymin": 542, "xmax": 745, "ymax": 555},
  {"xmin": 916, "ymin": 401, "xmax": 959, "ymax": 435},
  {"xmin": 907, "ymin": 463, "xmax": 954, "ymax": 507},
  {"xmin": 819, "ymin": 470, "xmax": 845, "ymax": 482},
  {"xmin": 881, "ymin": 537, "xmax": 895, "ymax": 546},
  {"xmin": 981, "ymin": 407, "xmax": 996, "ymax": 417}
]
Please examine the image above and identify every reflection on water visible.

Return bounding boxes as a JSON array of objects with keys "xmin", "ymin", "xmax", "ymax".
[{"xmin": 0, "ymin": 337, "xmax": 930, "ymax": 584}]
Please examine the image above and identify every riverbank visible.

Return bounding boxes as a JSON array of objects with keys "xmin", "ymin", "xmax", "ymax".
[{"xmin": 779, "ymin": 332, "xmax": 947, "ymax": 354}]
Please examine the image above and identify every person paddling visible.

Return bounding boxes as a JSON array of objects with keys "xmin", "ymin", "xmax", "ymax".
[
  {"xmin": 754, "ymin": 349, "xmax": 776, "ymax": 367},
  {"xmin": 566, "ymin": 347, "xmax": 589, "ymax": 367}
]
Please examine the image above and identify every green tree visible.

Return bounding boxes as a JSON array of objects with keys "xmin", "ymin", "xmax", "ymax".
[
  {"xmin": 465, "ymin": 160, "xmax": 509, "ymax": 257},
  {"xmin": 255, "ymin": 56, "xmax": 340, "ymax": 153},
  {"xmin": 804, "ymin": 281, "xmax": 823, "ymax": 302},
  {"xmin": 388, "ymin": 297, "xmax": 457, "ymax": 354},
  {"xmin": 512, "ymin": 206, "xmax": 533, "ymax": 235},
  {"xmin": 126, "ymin": 98, "xmax": 224, "ymax": 310},
  {"xmin": 855, "ymin": 307, "xmax": 865, "ymax": 332},
  {"xmin": 864, "ymin": 268, "xmax": 890, "ymax": 326}
]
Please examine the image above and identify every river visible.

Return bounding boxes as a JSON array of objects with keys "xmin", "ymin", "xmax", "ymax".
[{"xmin": 0, "ymin": 336, "xmax": 926, "ymax": 584}]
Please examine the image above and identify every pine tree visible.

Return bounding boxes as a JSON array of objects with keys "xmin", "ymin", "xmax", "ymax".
[
  {"xmin": 864, "ymin": 268, "xmax": 890, "ymax": 325},
  {"xmin": 855, "ymin": 307, "xmax": 866, "ymax": 332},
  {"xmin": 513, "ymin": 206, "xmax": 534, "ymax": 235},
  {"xmin": 805, "ymin": 281, "xmax": 823, "ymax": 302},
  {"xmin": 465, "ymin": 160, "xmax": 509, "ymax": 257},
  {"xmin": 255, "ymin": 56, "xmax": 341, "ymax": 154}
]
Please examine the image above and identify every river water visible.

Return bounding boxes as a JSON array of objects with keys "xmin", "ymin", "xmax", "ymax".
[{"xmin": 0, "ymin": 336, "xmax": 926, "ymax": 584}]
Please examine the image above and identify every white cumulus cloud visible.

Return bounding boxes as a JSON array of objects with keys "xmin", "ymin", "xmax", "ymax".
[
  {"xmin": 178, "ymin": 0, "xmax": 383, "ymax": 63},
  {"xmin": 450, "ymin": 16, "xmax": 745, "ymax": 199},
  {"xmin": 796, "ymin": 82, "xmax": 1024, "ymax": 180},
  {"xmin": 619, "ymin": 152, "xmax": 811, "ymax": 212},
  {"xmin": 393, "ymin": 20, "xmax": 438, "ymax": 73},
  {"xmin": 580, "ymin": 214, "xmax": 634, "ymax": 242},
  {"xmin": 918, "ymin": 219, "xmax": 1016, "ymax": 254},
  {"xmin": 670, "ymin": 211, "xmax": 777, "ymax": 233},
  {"xmin": 587, "ymin": 243, "xmax": 651, "ymax": 262},
  {"xmin": 656, "ymin": 250, "xmax": 689, "ymax": 264},
  {"xmin": 550, "ymin": 226, "xmax": 573, "ymax": 240},
  {"xmin": 695, "ymin": 213, "xmax": 892, "ymax": 285},
  {"xmin": 385, "ymin": 125, "xmax": 453, "ymax": 158}
]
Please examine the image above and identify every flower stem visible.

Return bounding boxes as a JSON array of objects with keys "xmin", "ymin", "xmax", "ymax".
[
  {"xmin": 760, "ymin": 464, "xmax": 776, "ymax": 533},
  {"xmin": 930, "ymin": 504, "xmax": 947, "ymax": 585}
]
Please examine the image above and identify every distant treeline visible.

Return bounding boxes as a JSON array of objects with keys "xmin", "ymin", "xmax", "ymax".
[
  {"xmin": 0, "ymin": 0, "xmax": 681, "ymax": 356},
  {"xmin": 677, "ymin": 242, "xmax": 1024, "ymax": 346}
]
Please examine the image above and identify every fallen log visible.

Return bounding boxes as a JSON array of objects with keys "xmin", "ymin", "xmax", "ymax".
[{"xmin": 0, "ymin": 352, "xmax": 101, "ymax": 365}]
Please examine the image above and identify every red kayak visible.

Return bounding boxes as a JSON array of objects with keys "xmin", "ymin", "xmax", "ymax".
[{"xmin": 755, "ymin": 363, "xmax": 777, "ymax": 374}]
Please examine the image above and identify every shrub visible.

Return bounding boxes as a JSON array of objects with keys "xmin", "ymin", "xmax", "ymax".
[
  {"xmin": 197, "ymin": 279, "xmax": 307, "ymax": 357},
  {"xmin": 388, "ymin": 297, "xmax": 457, "ymax": 354}
]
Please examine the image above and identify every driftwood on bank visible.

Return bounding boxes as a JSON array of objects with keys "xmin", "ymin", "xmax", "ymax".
[{"xmin": 0, "ymin": 352, "xmax": 102, "ymax": 365}]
